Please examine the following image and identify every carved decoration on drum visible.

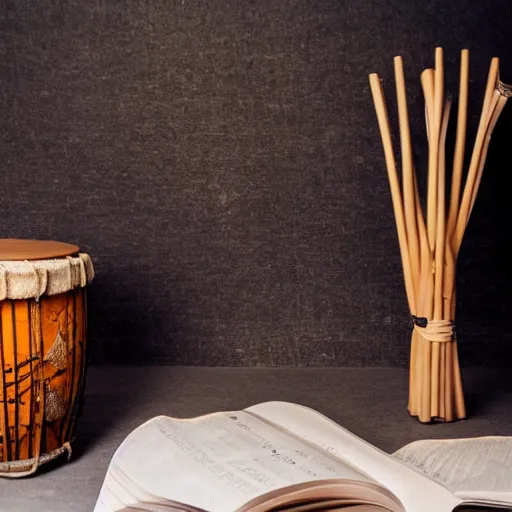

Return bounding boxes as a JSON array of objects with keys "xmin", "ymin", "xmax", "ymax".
[
  {"xmin": 44, "ymin": 329, "xmax": 67, "ymax": 371},
  {"xmin": 45, "ymin": 387, "xmax": 66, "ymax": 422}
]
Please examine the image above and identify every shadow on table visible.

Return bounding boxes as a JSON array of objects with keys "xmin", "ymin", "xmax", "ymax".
[
  {"xmin": 464, "ymin": 366, "xmax": 512, "ymax": 418},
  {"xmin": 69, "ymin": 287, "xmax": 185, "ymax": 460}
]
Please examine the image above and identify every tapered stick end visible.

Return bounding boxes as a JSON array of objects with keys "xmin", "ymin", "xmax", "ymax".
[
  {"xmin": 421, "ymin": 68, "xmax": 434, "ymax": 79},
  {"xmin": 369, "ymin": 73, "xmax": 382, "ymax": 90}
]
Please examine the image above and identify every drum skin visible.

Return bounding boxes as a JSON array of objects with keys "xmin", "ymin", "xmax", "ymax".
[{"xmin": 0, "ymin": 287, "xmax": 87, "ymax": 475}]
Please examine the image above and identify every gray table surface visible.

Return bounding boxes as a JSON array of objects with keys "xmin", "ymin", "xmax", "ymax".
[{"xmin": 1, "ymin": 366, "xmax": 511, "ymax": 512}]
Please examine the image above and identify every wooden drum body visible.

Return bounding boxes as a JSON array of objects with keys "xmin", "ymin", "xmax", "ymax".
[{"xmin": 0, "ymin": 240, "xmax": 94, "ymax": 477}]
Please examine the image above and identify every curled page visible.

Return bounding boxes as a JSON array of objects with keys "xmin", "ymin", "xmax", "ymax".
[
  {"xmin": 393, "ymin": 436, "xmax": 512, "ymax": 503},
  {"xmin": 94, "ymin": 410, "xmax": 392, "ymax": 512}
]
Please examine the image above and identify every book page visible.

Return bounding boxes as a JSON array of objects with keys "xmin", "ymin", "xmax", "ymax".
[
  {"xmin": 93, "ymin": 410, "xmax": 390, "ymax": 512},
  {"xmin": 393, "ymin": 437, "xmax": 512, "ymax": 504},
  {"xmin": 246, "ymin": 401, "xmax": 462, "ymax": 512}
]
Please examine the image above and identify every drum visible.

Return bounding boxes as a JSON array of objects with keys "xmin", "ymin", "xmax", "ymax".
[{"xmin": 0, "ymin": 239, "xmax": 94, "ymax": 477}]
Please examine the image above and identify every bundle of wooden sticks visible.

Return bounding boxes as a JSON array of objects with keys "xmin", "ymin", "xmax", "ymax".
[{"xmin": 369, "ymin": 48, "xmax": 510, "ymax": 422}]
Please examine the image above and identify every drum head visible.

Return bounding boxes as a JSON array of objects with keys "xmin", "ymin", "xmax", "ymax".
[{"xmin": 0, "ymin": 239, "xmax": 80, "ymax": 261}]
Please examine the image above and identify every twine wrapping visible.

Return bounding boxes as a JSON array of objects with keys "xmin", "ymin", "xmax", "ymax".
[{"xmin": 412, "ymin": 316, "xmax": 455, "ymax": 343}]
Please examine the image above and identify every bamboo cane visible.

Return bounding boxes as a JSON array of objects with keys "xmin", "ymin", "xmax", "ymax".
[
  {"xmin": 394, "ymin": 56, "xmax": 421, "ymax": 295},
  {"xmin": 445, "ymin": 271, "xmax": 458, "ymax": 421},
  {"xmin": 424, "ymin": 66, "xmax": 439, "ymax": 252},
  {"xmin": 369, "ymin": 74, "xmax": 417, "ymax": 315},
  {"xmin": 447, "ymin": 50, "xmax": 469, "ymax": 240},
  {"xmin": 450, "ymin": 92, "xmax": 508, "ymax": 420},
  {"xmin": 438, "ymin": 51, "xmax": 468, "ymax": 421},
  {"xmin": 412, "ymin": 176, "xmax": 431, "ymax": 417},
  {"xmin": 432, "ymin": 99, "xmax": 451, "ymax": 418},
  {"xmin": 415, "ymin": 178, "xmax": 431, "ymax": 315},
  {"xmin": 445, "ymin": 63, "xmax": 504, "ymax": 329},
  {"xmin": 434, "ymin": 48, "xmax": 445, "ymax": 135},
  {"xmin": 394, "ymin": 56, "xmax": 423, "ymax": 415},
  {"xmin": 439, "ymin": 337, "xmax": 446, "ymax": 418},
  {"xmin": 370, "ymin": 50, "xmax": 508, "ymax": 422},
  {"xmin": 446, "ymin": 82, "xmax": 510, "ymax": 421},
  {"xmin": 469, "ymin": 92, "xmax": 507, "ymax": 215},
  {"xmin": 444, "ymin": 51, "xmax": 469, "ymax": 357},
  {"xmin": 448, "ymin": 60, "xmax": 503, "ymax": 421},
  {"xmin": 409, "ymin": 328, "xmax": 419, "ymax": 415},
  {"xmin": 429, "ymin": 48, "xmax": 446, "ymax": 418},
  {"xmin": 417, "ymin": 67, "xmax": 437, "ymax": 421},
  {"xmin": 445, "ymin": 334, "xmax": 454, "ymax": 421},
  {"xmin": 454, "ymin": 58, "xmax": 499, "ymax": 252}
]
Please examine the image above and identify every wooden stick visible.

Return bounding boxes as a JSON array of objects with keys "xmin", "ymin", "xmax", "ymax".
[
  {"xmin": 454, "ymin": 58, "xmax": 500, "ymax": 252},
  {"xmin": 434, "ymin": 48, "xmax": 445, "ymax": 134},
  {"xmin": 445, "ymin": 336, "xmax": 454, "ymax": 421},
  {"xmin": 419, "ymin": 277, "xmax": 435, "ymax": 421},
  {"xmin": 449, "ymin": 92, "xmax": 508, "ymax": 421},
  {"xmin": 439, "ymin": 339, "xmax": 446, "ymax": 418},
  {"xmin": 394, "ymin": 56, "xmax": 423, "ymax": 417},
  {"xmin": 469, "ymin": 92, "xmax": 508, "ymax": 215},
  {"xmin": 409, "ymin": 329, "xmax": 419, "ymax": 415},
  {"xmin": 418, "ymin": 67, "xmax": 437, "ymax": 421},
  {"xmin": 435, "ymin": 96, "xmax": 451, "ymax": 315},
  {"xmin": 424, "ymin": 47, "xmax": 444, "ymax": 253},
  {"xmin": 453, "ymin": 340, "xmax": 466, "ymax": 419},
  {"xmin": 443, "ymin": 264, "xmax": 455, "ymax": 422},
  {"xmin": 442, "ymin": 52, "xmax": 469, "ymax": 330},
  {"xmin": 437, "ymin": 97, "xmax": 451, "ymax": 420},
  {"xmin": 425, "ymin": 104, "xmax": 431, "ymax": 143},
  {"xmin": 419, "ymin": 326, "xmax": 431, "ymax": 421},
  {"xmin": 443, "ymin": 243, "xmax": 456, "ymax": 314},
  {"xmin": 444, "ymin": 281, "xmax": 456, "ymax": 422},
  {"xmin": 422, "ymin": 68, "xmax": 438, "ymax": 251},
  {"xmin": 447, "ymin": 282, "xmax": 458, "ymax": 420},
  {"xmin": 431, "ymin": 99, "xmax": 451, "ymax": 417},
  {"xmin": 445, "ymin": 68, "xmax": 501, "ymax": 417},
  {"xmin": 419, "ymin": 49, "xmax": 445, "ymax": 422},
  {"xmin": 443, "ymin": 241, "xmax": 456, "ymax": 420},
  {"xmin": 446, "ymin": 87, "xmax": 506, "ymax": 328},
  {"xmin": 414, "ymin": 196, "xmax": 427, "ymax": 418},
  {"xmin": 369, "ymin": 74, "xmax": 417, "ymax": 314},
  {"xmin": 395, "ymin": 56, "xmax": 421, "ymax": 299},
  {"xmin": 447, "ymin": 50, "xmax": 469, "ymax": 241},
  {"xmin": 444, "ymin": 72, "xmax": 496, "ymax": 338},
  {"xmin": 412, "ymin": 175, "xmax": 430, "ymax": 418},
  {"xmin": 415, "ymin": 170, "xmax": 431, "ymax": 315}
]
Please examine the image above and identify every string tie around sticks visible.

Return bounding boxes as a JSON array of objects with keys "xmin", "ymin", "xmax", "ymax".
[
  {"xmin": 412, "ymin": 316, "xmax": 455, "ymax": 343},
  {"xmin": 497, "ymin": 81, "xmax": 512, "ymax": 98}
]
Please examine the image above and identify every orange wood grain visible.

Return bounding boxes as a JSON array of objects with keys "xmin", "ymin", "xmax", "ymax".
[{"xmin": 0, "ymin": 288, "xmax": 87, "ymax": 467}]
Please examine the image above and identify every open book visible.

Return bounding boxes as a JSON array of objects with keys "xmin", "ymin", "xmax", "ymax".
[{"xmin": 94, "ymin": 401, "xmax": 512, "ymax": 512}]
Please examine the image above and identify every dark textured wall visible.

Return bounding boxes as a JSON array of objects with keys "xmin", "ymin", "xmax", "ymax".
[{"xmin": 1, "ymin": 0, "xmax": 512, "ymax": 366}]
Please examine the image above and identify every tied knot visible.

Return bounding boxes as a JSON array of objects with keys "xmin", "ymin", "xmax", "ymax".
[{"xmin": 412, "ymin": 316, "xmax": 455, "ymax": 343}]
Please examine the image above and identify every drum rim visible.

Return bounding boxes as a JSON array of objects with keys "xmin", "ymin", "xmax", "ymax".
[
  {"xmin": 0, "ymin": 239, "xmax": 80, "ymax": 262},
  {"xmin": 0, "ymin": 442, "xmax": 72, "ymax": 478},
  {"xmin": 0, "ymin": 253, "xmax": 94, "ymax": 300}
]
